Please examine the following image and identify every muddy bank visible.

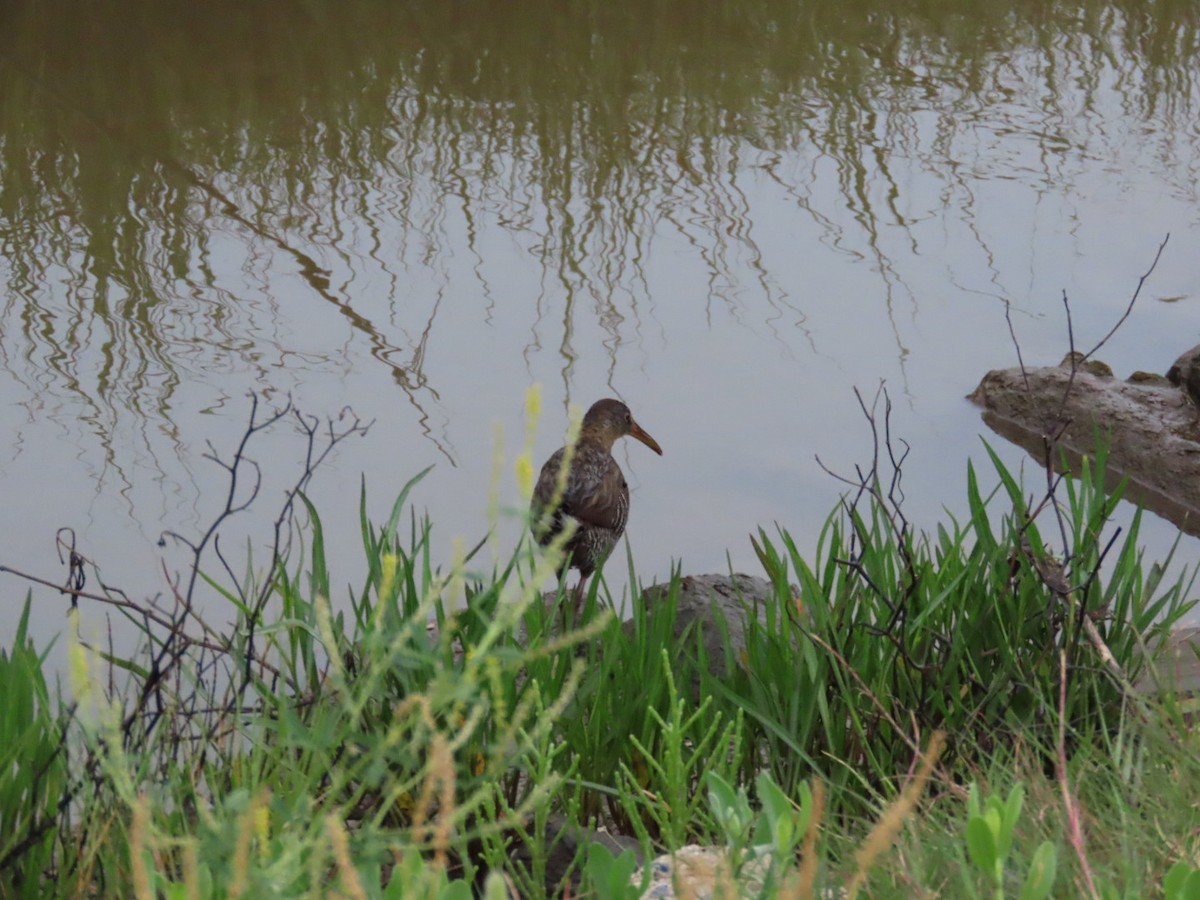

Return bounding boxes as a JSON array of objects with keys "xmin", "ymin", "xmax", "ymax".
[{"xmin": 968, "ymin": 350, "xmax": 1200, "ymax": 537}]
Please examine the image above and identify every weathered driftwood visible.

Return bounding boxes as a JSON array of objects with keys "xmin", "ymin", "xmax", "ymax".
[{"xmin": 968, "ymin": 349, "xmax": 1200, "ymax": 538}]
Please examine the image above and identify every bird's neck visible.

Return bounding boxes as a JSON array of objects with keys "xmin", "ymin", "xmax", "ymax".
[{"xmin": 576, "ymin": 428, "xmax": 616, "ymax": 454}]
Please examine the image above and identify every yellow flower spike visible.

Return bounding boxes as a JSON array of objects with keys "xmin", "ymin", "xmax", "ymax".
[
  {"xmin": 486, "ymin": 655, "xmax": 507, "ymax": 726},
  {"xmin": 448, "ymin": 537, "xmax": 466, "ymax": 607},
  {"xmin": 488, "ymin": 422, "xmax": 505, "ymax": 558},
  {"xmin": 515, "ymin": 453, "xmax": 534, "ymax": 500},
  {"xmin": 66, "ymin": 608, "xmax": 94, "ymax": 717},
  {"xmin": 525, "ymin": 383, "xmax": 542, "ymax": 425},
  {"xmin": 380, "ymin": 552, "xmax": 398, "ymax": 602},
  {"xmin": 517, "ymin": 384, "xmax": 543, "ymax": 501},
  {"xmin": 130, "ymin": 794, "xmax": 152, "ymax": 900},
  {"xmin": 315, "ymin": 595, "xmax": 344, "ymax": 685},
  {"xmin": 324, "ymin": 814, "xmax": 366, "ymax": 899},
  {"xmin": 254, "ymin": 795, "xmax": 271, "ymax": 864}
]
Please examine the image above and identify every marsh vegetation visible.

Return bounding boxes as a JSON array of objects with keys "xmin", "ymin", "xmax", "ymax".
[{"xmin": 2, "ymin": 388, "xmax": 1197, "ymax": 898}]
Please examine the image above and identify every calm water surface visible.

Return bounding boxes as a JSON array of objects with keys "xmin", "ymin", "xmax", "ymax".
[{"xmin": 3, "ymin": 1, "xmax": 1200, "ymax": 654}]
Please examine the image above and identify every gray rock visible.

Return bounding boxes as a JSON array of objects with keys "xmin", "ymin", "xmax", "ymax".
[
  {"xmin": 506, "ymin": 813, "xmax": 642, "ymax": 897},
  {"xmin": 969, "ymin": 353, "xmax": 1200, "ymax": 537},
  {"xmin": 1167, "ymin": 343, "xmax": 1200, "ymax": 405},
  {"xmin": 634, "ymin": 573, "xmax": 776, "ymax": 686}
]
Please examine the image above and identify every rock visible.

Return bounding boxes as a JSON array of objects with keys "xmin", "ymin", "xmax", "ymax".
[
  {"xmin": 632, "ymin": 845, "xmax": 845, "ymax": 899},
  {"xmin": 1129, "ymin": 371, "xmax": 1170, "ymax": 385},
  {"xmin": 629, "ymin": 573, "xmax": 779, "ymax": 701},
  {"xmin": 508, "ymin": 814, "xmax": 642, "ymax": 897},
  {"xmin": 457, "ymin": 812, "xmax": 640, "ymax": 897},
  {"xmin": 521, "ymin": 573, "xmax": 778, "ymax": 682},
  {"xmin": 634, "ymin": 845, "xmax": 770, "ymax": 899},
  {"xmin": 1060, "ymin": 350, "xmax": 1113, "ymax": 377},
  {"xmin": 969, "ymin": 352, "xmax": 1200, "ymax": 537},
  {"xmin": 636, "ymin": 573, "xmax": 775, "ymax": 669},
  {"xmin": 515, "ymin": 573, "xmax": 780, "ymax": 698},
  {"xmin": 1167, "ymin": 343, "xmax": 1200, "ymax": 405}
]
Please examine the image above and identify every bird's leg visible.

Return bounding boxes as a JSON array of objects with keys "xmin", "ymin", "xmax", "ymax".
[
  {"xmin": 571, "ymin": 574, "xmax": 590, "ymax": 620},
  {"xmin": 552, "ymin": 567, "xmax": 568, "ymax": 631}
]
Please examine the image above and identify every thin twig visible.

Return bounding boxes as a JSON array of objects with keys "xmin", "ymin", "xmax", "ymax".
[
  {"xmin": 1084, "ymin": 233, "xmax": 1169, "ymax": 361},
  {"xmin": 1057, "ymin": 651, "xmax": 1100, "ymax": 900}
]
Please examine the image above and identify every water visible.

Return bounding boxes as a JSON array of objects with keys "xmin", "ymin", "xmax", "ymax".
[{"xmin": 2, "ymin": 1, "xmax": 1199, "ymax": 659}]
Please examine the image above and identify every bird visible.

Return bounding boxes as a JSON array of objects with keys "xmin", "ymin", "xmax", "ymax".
[{"xmin": 530, "ymin": 398, "xmax": 663, "ymax": 613}]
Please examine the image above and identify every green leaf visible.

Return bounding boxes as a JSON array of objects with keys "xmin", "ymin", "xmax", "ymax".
[
  {"xmin": 384, "ymin": 465, "xmax": 434, "ymax": 544},
  {"xmin": 1164, "ymin": 862, "xmax": 1200, "ymax": 900},
  {"xmin": 965, "ymin": 817, "xmax": 999, "ymax": 881},
  {"xmin": 299, "ymin": 492, "xmax": 329, "ymax": 599},
  {"xmin": 967, "ymin": 782, "xmax": 983, "ymax": 819},
  {"xmin": 586, "ymin": 843, "xmax": 641, "ymax": 900},
  {"xmin": 1164, "ymin": 862, "xmax": 1190, "ymax": 898},
  {"xmin": 755, "ymin": 772, "xmax": 792, "ymax": 825},
  {"xmin": 1019, "ymin": 841, "xmax": 1057, "ymax": 900},
  {"xmin": 998, "ymin": 783, "xmax": 1024, "ymax": 856},
  {"xmin": 984, "ymin": 807, "xmax": 1003, "ymax": 842},
  {"xmin": 706, "ymin": 771, "xmax": 738, "ymax": 816},
  {"xmin": 753, "ymin": 772, "xmax": 797, "ymax": 856}
]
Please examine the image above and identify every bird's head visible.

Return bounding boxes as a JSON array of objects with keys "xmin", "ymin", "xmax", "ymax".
[{"xmin": 580, "ymin": 398, "xmax": 664, "ymax": 455}]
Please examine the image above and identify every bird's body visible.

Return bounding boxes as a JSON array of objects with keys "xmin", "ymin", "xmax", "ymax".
[
  {"xmin": 534, "ymin": 441, "xmax": 630, "ymax": 579},
  {"xmin": 531, "ymin": 399, "xmax": 662, "ymax": 609}
]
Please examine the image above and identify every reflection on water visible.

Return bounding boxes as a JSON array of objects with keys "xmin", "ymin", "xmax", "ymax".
[{"xmin": 2, "ymin": 0, "xmax": 1200, "ymax": 639}]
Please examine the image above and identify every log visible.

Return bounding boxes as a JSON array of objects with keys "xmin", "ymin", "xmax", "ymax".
[{"xmin": 968, "ymin": 350, "xmax": 1200, "ymax": 537}]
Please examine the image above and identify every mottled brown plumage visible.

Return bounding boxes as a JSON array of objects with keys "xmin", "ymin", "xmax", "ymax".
[{"xmin": 531, "ymin": 398, "xmax": 663, "ymax": 609}]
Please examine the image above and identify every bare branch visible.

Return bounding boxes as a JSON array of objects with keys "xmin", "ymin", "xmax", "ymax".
[
  {"xmin": 1084, "ymin": 233, "xmax": 1169, "ymax": 361},
  {"xmin": 1003, "ymin": 299, "xmax": 1031, "ymax": 393}
]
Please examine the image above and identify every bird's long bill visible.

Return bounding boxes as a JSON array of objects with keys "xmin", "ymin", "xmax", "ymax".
[{"xmin": 628, "ymin": 419, "xmax": 663, "ymax": 455}]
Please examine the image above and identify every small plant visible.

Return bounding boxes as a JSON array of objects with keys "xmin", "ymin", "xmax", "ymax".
[
  {"xmin": 705, "ymin": 770, "xmax": 819, "ymax": 895},
  {"xmin": 0, "ymin": 597, "xmax": 66, "ymax": 899},
  {"xmin": 964, "ymin": 783, "xmax": 1056, "ymax": 900},
  {"xmin": 1164, "ymin": 861, "xmax": 1200, "ymax": 900},
  {"xmin": 383, "ymin": 847, "xmax": 511, "ymax": 899},
  {"xmin": 614, "ymin": 648, "xmax": 744, "ymax": 848},
  {"xmin": 584, "ymin": 843, "xmax": 642, "ymax": 900}
]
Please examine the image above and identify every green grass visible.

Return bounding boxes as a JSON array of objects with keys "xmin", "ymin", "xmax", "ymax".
[
  {"xmin": 0, "ymin": 596, "xmax": 67, "ymax": 899},
  {"xmin": 1, "ymin": 418, "xmax": 1198, "ymax": 898}
]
